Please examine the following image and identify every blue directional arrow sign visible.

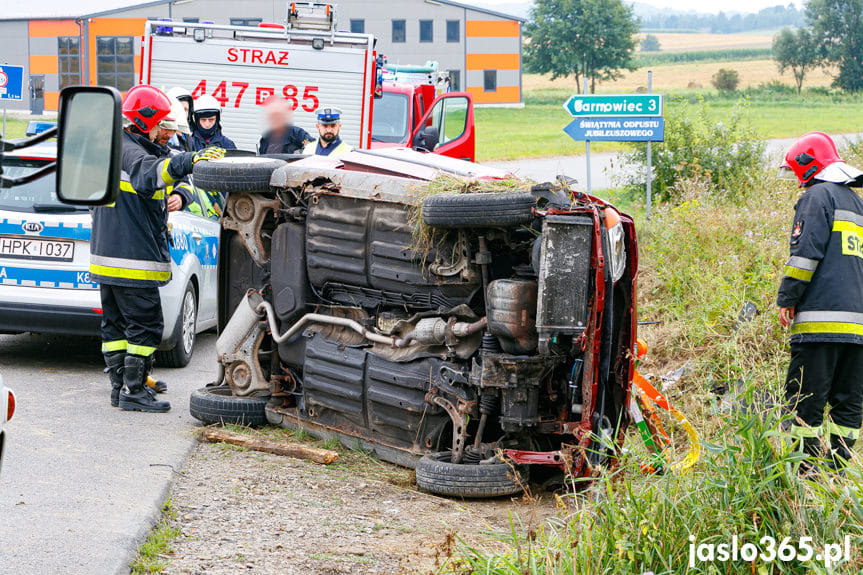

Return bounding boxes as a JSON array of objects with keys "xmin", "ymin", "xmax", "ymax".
[
  {"xmin": 563, "ymin": 116, "xmax": 665, "ymax": 142},
  {"xmin": 0, "ymin": 65, "xmax": 24, "ymax": 101}
]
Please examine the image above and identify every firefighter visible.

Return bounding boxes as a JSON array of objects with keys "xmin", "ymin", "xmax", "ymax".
[
  {"xmin": 164, "ymin": 95, "xmax": 193, "ymax": 152},
  {"xmin": 93, "ymin": 85, "xmax": 225, "ymax": 412},
  {"xmin": 258, "ymin": 96, "xmax": 311, "ymax": 154},
  {"xmin": 190, "ymin": 94, "xmax": 237, "ymax": 151},
  {"xmin": 167, "ymin": 87, "xmax": 195, "ymax": 151},
  {"xmin": 777, "ymin": 131, "xmax": 863, "ymax": 472},
  {"xmin": 302, "ymin": 106, "xmax": 352, "ymax": 158}
]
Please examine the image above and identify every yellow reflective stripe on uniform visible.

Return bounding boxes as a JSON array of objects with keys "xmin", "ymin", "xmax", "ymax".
[
  {"xmin": 824, "ymin": 421, "xmax": 861, "ymax": 440},
  {"xmin": 120, "ymin": 180, "xmax": 166, "ymax": 200},
  {"xmin": 160, "ymin": 159, "xmax": 176, "ymax": 187},
  {"xmin": 91, "ymin": 254, "xmax": 171, "ymax": 272},
  {"xmin": 784, "ymin": 266, "xmax": 814, "ymax": 282},
  {"xmin": 127, "ymin": 344, "xmax": 157, "ymax": 357},
  {"xmin": 791, "ymin": 322, "xmax": 863, "ymax": 337},
  {"xmin": 102, "ymin": 340, "xmax": 127, "ymax": 353},
  {"xmin": 789, "ymin": 424, "xmax": 821, "ymax": 439},
  {"xmin": 90, "ymin": 264, "xmax": 171, "ymax": 282},
  {"xmin": 791, "ymin": 311, "xmax": 863, "ymax": 336}
]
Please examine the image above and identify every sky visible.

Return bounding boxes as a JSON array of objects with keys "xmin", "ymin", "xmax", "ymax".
[{"xmin": 469, "ymin": 0, "xmax": 802, "ymax": 16}]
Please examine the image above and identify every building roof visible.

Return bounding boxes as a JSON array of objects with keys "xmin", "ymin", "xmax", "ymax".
[
  {"xmin": 1, "ymin": 0, "xmax": 524, "ymax": 23},
  {"xmin": 0, "ymin": 0, "xmax": 171, "ymax": 21},
  {"xmin": 435, "ymin": 0, "xmax": 526, "ymax": 22}
]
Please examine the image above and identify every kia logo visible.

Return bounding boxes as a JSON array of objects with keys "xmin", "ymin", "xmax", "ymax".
[{"xmin": 22, "ymin": 222, "xmax": 43, "ymax": 233}]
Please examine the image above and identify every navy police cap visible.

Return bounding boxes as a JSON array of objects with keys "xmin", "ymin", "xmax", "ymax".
[{"xmin": 317, "ymin": 107, "xmax": 342, "ymax": 124}]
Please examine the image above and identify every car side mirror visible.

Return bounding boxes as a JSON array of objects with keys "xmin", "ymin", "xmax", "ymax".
[
  {"xmin": 56, "ymin": 86, "xmax": 122, "ymax": 206},
  {"xmin": 413, "ymin": 125, "xmax": 439, "ymax": 152}
]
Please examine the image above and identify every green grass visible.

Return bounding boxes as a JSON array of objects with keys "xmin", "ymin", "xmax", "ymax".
[
  {"xmin": 476, "ymin": 89, "xmax": 863, "ymax": 162},
  {"xmin": 1, "ymin": 118, "xmax": 28, "ymax": 140},
  {"xmin": 130, "ymin": 498, "xmax": 182, "ymax": 575},
  {"xmin": 634, "ymin": 47, "xmax": 774, "ymax": 66}
]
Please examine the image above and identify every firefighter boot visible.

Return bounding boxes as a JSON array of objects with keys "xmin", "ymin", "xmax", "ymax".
[
  {"xmin": 143, "ymin": 356, "xmax": 167, "ymax": 394},
  {"xmin": 797, "ymin": 436, "xmax": 824, "ymax": 478},
  {"xmin": 119, "ymin": 355, "xmax": 171, "ymax": 413},
  {"xmin": 829, "ymin": 435, "xmax": 856, "ymax": 472},
  {"xmin": 104, "ymin": 352, "xmax": 125, "ymax": 408}
]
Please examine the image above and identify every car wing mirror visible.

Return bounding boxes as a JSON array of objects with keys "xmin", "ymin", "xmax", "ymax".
[
  {"xmin": 56, "ymin": 86, "xmax": 122, "ymax": 206},
  {"xmin": 413, "ymin": 125, "xmax": 439, "ymax": 152}
]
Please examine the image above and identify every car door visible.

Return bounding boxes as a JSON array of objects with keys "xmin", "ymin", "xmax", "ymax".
[
  {"xmin": 171, "ymin": 188, "xmax": 221, "ymax": 328},
  {"xmin": 409, "ymin": 92, "xmax": 475, "ymax": 162}
]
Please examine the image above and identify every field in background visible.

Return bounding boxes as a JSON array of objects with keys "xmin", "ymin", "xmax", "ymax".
[
  {"xmin": 524, "ymin": 60, "xmax": 837, "ymax": 93},
  {"xmin": 639, "ymin": 31, "xmax": 774, "ymax": 52}
]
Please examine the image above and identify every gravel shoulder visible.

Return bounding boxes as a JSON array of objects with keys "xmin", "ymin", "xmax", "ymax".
[{"xmin": 159, "ymin": 426, "xmax": 559, "ymax": 575}]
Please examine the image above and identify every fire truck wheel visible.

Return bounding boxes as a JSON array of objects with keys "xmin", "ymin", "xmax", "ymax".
[
  {"xmin": 189, "ymin": 386, "xmax": 269, "ymax": 427},
  {"xmin": 192, "ymin": 157, "xmax": 287, "ymax": 193},
  {"xmin": 415, "ymin": 452, "xmax": 528, "ymax": 498},
  {"xmin": 421, "ymin": 191, "xmax": 537, "ymax": 229}
]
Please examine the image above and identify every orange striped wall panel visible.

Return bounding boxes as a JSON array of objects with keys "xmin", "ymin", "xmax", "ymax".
[{"xmin": 465, "ymin": 20, "xmax": 520, "ymax": 38}]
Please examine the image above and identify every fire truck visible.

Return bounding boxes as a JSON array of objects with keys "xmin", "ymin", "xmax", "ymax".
[{"xmin": 141, "ymin": 3, "xmax": 476, "ymax": 161}]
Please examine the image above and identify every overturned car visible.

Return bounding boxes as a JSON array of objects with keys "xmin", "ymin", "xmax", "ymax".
[{"xmin": 189, "ymin": 150, "xmax": 638, "ymax": 497}]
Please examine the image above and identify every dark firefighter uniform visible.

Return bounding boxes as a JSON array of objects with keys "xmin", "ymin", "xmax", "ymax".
[
  {"xmin": 91, "ymin": 130, "xmax": 196, "ymax": 386},
  {"xmin": 778, "ymin": 180, "xmax": 863, "ymax": 465}
]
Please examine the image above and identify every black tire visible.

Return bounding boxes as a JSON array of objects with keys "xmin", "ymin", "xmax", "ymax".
[
  {"xmin": 189, "ymin": 386, "xmax": 269, "ymax": 426},
  {"xmin": 192, "ymin": 157, "xmax": 286, "ymax": 193},
  {"xmin": 155, "ymin": 281, "xmax": 197, "ymax": 368},
  {"xmin": 421, "ymin": 191, "xmax": 537, "ymax": 229},
  {"xmin": 415, "ymin": 452, "xmax": 528, "ymax": 498}
]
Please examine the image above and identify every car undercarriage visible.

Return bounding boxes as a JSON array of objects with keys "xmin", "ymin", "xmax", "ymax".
[{"xmin": 190, "ymin": 150, "xmax": 638, "ymax": 497}]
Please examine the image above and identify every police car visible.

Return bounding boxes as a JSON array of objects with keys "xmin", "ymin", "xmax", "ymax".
[{"xmin": 0, "ymin": 141, "xmax": 220, "ymax": 367}]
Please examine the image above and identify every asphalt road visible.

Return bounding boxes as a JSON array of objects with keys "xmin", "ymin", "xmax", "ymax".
[{"xmin": 0, "ymin": 332, "xmax": 217, "ymax": 575}]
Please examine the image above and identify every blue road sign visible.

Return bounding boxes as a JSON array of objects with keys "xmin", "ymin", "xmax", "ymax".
[
  {"xmin": 564, "ymin": 116, "xmax": 665, "ymax": 142},
  {"xmin": 0, "ymin": 65, "xmax": 24, "ymax": 101}
]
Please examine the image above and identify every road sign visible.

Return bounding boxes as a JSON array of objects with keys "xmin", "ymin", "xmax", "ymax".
[
  {"xmin": 564, "ymin": 116, "xmax": 664, "ymax": 142},
  {"xmin": 563, "ymin": 94, "xmax": 662, "ymax": 118},
  {"xmin": 0, "ymin": 65, "xmax": 24, "ymax": 101}
]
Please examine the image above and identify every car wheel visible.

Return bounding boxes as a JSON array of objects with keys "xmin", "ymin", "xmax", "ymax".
[
  {"xmin": 421, "ymin": 191, "xmax": 538, "ymax": 229},
  {"xmin": 415, "ymin": 452, "xmax": 528, "ymax": 498},
  {"xmin": 189, "ymin": 386, "xmax": 269, "ymax": 426},
  {"xmin": 155, "ymin": 282, "xmax": 197, "ymax": 368},
  {"xmin": 192, "ymin": 157, "xmax": 287, "ymax": 193}
]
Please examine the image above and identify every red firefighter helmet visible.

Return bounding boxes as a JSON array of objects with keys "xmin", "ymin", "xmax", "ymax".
[
  {"xmin": 122, "ymin": 85, "xmax": 172, "ymax": 133},
  {"xmin": 779, "ymin": 132, "xmax": 843, "ymax": 186}
]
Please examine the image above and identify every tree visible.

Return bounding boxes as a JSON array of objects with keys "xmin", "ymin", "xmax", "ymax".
[
  {"xmin": 806, "ymin": 0, "xmax": 863, "ymax": 91},
  {"xmin": 773, "ymin": 27, "xmax": 819, "ymax": 95},
  {"xmin": 524, "ymin": 0, "xmax": 639, "ymax": 93},
  {"xmin": 641, "ymin": 34, "xmax": 661, "ymax": 52},
  {"xmin": 712, "ymin": 68, "xmax": 740, "ymax": 93}
]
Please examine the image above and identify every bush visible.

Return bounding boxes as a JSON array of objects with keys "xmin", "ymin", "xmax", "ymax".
[
  {"xmin": 641, "ymin": 34, "xmax": 661, "ymax": 52},
  {"xmin": 712, "ymin": 68, "xmax": 741, "ymax": 92},
  {"xmin": 619, "ymin": 97, "xmax": 765, "ymax": 203}
]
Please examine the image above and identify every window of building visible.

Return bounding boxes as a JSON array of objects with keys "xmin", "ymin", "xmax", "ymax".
[
  {"xmin": 58, "ymin": 36, "xmax": 81, "ymax": 90},
  {"xmin": 419, "ymin": 20, "xmax": 433, "ymax": 43},
  {"xmin": 448, "ymin": 69, "xmax": 460, "ymax": 91},
  {"xmin": 350, "ymin": 19, "xmax": 365, "ymax": 34},
  {"xmin": 96, "ymin": 36, "xmax": 135, "ymax": 92},
  {"xmin": 230, "ymin": 18, "xmax": 262, "ymax": 26},
  {"xmin": 446, "ymin": 20, "xmax": 460, "ymax": 43},
  {"xmin": 392, "ymin": 19, "xmax": 406, "ymax": 43},
  {"xmin": 483, "ymin": 69, "xmax": 497, "ymax": 92}
]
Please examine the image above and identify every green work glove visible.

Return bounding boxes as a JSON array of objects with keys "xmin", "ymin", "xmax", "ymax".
[{"xmin": 193, "ymin": 147, "xmax": 226, "ymax": 163}]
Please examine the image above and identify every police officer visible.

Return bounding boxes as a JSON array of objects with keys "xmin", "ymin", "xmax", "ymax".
[
  {"xmin": 191, "ymin": 94, "xmax": 237, "ymax": 151},
  {"xmin": 302, "ymin": 106, "xmax": 352, "ymax": 158},
  {"xmin": 258, "ymin": 96, "xmax": 311, "ymax": 155},
  {"xmin": 777, "ymin": 131, "xmax": 863, "ymax": 471},
  {"xmin": 93, "ymin": 85, "xmax": 225, "ymax": 413}
]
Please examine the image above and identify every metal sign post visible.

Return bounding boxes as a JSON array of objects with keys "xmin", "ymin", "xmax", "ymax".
[
  {"xmin": 583, "ymin": 77, "xmax": 591, "ymax": 193},
  {"xmin": 646, "ymin": 70, "xmax": 653, "ymax": 220}
]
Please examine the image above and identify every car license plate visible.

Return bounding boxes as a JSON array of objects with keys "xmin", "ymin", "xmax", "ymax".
[{"xmin": 0, "ymin": 236, "xmax": 74, "ymax": 262}]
